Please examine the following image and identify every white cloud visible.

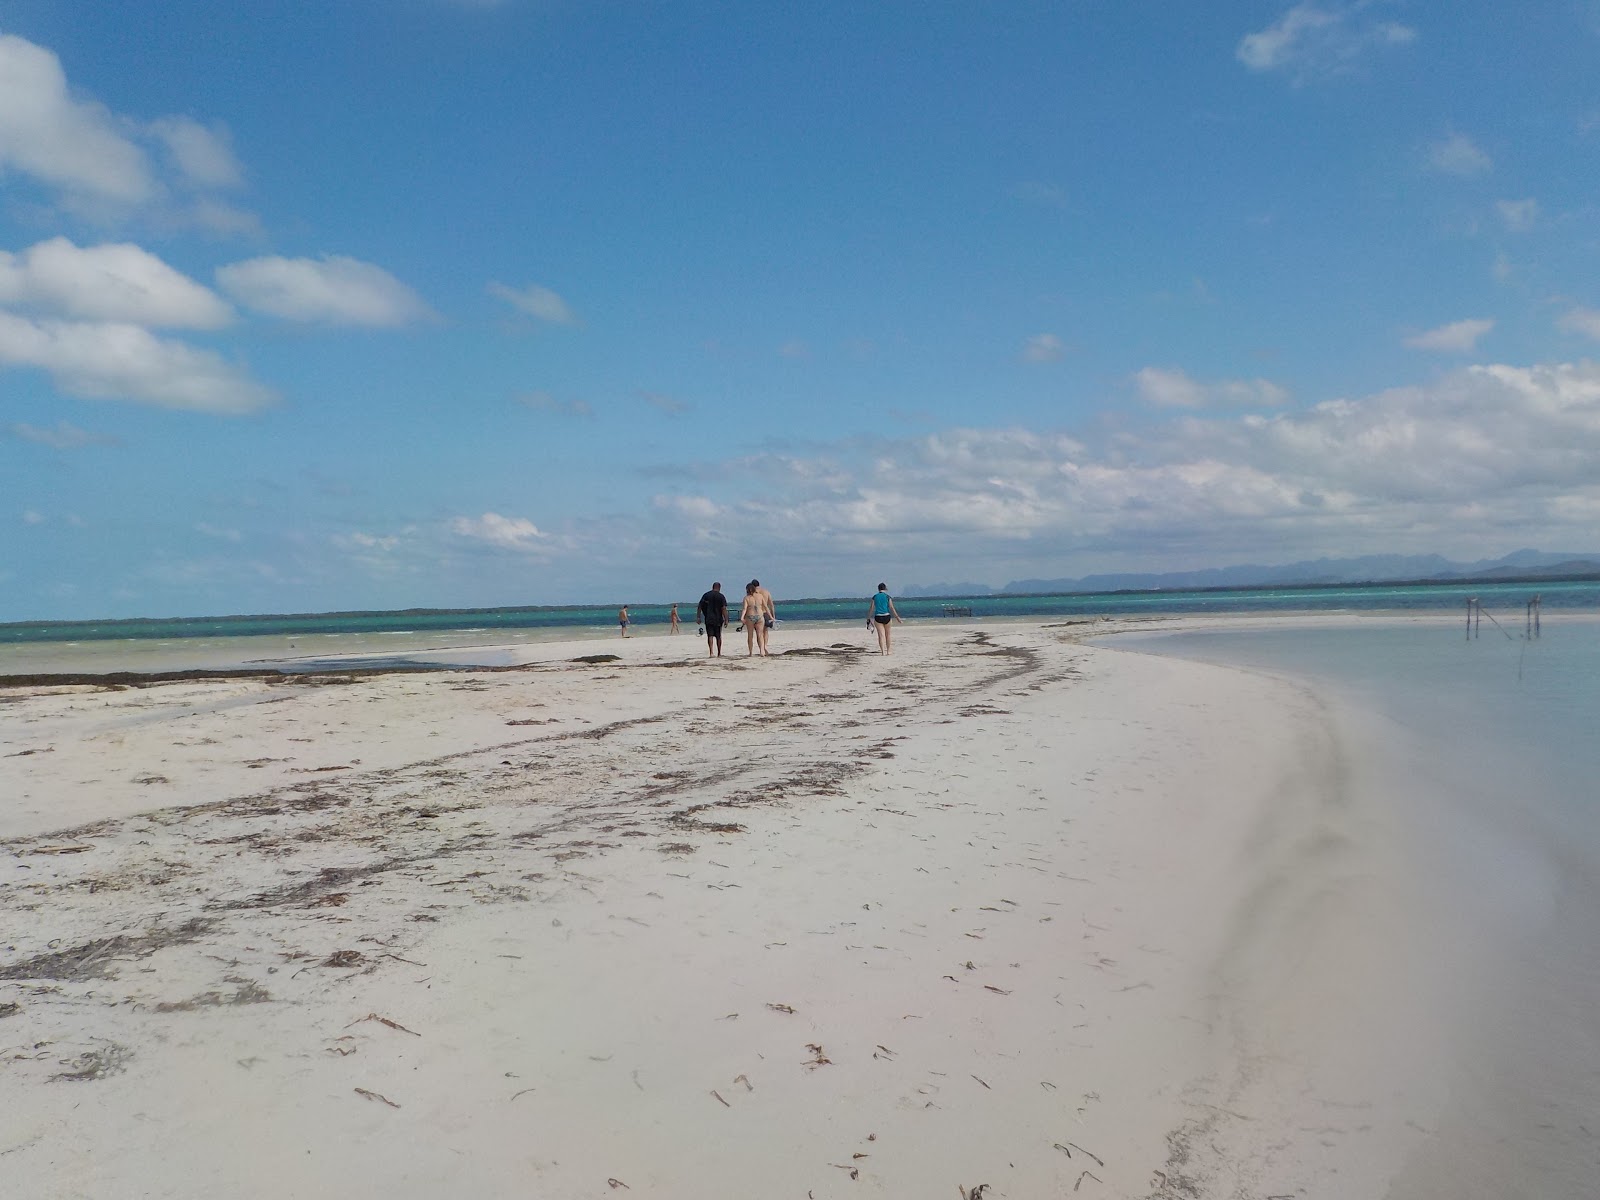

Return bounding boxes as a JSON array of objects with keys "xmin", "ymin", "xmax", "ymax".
[
  {"xmin": 1134, "ymin": 366, "xmax": 1289, "ymax": 409},
  {"xmin": 1237, "ymin": 3, "xmax": 1416, "ymax": 81},
  {"xmin": 653, "ymin": 494, "xmax": 721, "ymax": 522},
  {"xmin": 22, "ymin": 509, "xmax": 46, "ymax": 525},
  {"xmin": 195, "ymin": 522, "xmax": 242, "ymax": 542},
  {"xmin": 1496, "ymin": 198, "xmax": 1539, "ymax": 232},
  {"xmin": 0, "ymin": 237, "xmax": 234, "ymax": 328},
  {"xmin": 0, "ymin": 35, "xmax": 154, "ymax": 204},
  {"xmin": 147, "ymin": 116, "xmax": 243, "ymax": 189},
  {"xmin": 450, "ymin": 512, "xmax": 548, "ymax": 551},
  {"xmin": 1023, "ymin": 333, "xmax": 1065, "ymax": 363},
  {"xmin": 1427, "ymin": 132, "xmax": 1492, "ymax": 176},
  {"xmin": 1404, "ymin": 318, "xmax": 1493, "ymax": 352},
  {"xmin": 636, "ymin": 362, "xmax": 1600, "ymax": 575},
  {"xmin": 1558, "ymin": 307, "xmax": 1600, "ymax": 340},
  {"xmin": 346, "ymin": 531, "xmax": 400, "ymax": 551},
  {"xmin": 487, "ymin": 281, "xmax": 576, "ymax": 325},
  {"xmin": 518, "ymin": 391, "xmax": 592, "ymax": 417},
  {"xmin": 6, "ymin": 420, "xmax": 119, "ymax": 449},
  {"xmin": 216, "ymin": 255, "xmax": 432, "ymax": 327},
  {"xmin": 0, "ymin": 311, "xmax": 275, "ymax": 413},
  {"xmin": 0, "ymin": 35, "xmax": 257, "ymax": 233}
]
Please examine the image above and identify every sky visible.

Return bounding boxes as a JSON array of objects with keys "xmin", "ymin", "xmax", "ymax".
[{"xmin": 4, "ymin": 1, "xmax": 1600, "ymax": 621}]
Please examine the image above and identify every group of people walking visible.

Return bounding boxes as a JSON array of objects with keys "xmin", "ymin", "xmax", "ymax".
[
  {"xmin": 621, "ymin": 580, "xmax": 906, "ymax": 658},
  {"xmin": 694, "ymin": 579, "xmax": 775, "ymax": 657}
]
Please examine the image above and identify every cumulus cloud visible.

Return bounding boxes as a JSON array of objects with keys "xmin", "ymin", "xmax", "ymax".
[
  {"xmin": 0, "ymin": 311, "xmax": 275, "ymax": 413},
  {"xmin": 147, "ymin": 116, "xmax": 244, "ymax": 190},
  {"xmin": 1558, "ymin": 307, "xmax": 1600, "ymax": 340},
  {"xmin": 0, "ymin": 35, "xmax": 257, "ymax": 232},
  {"xmin": 653, "ymin": 494, "xmax": 722, "ymax": 522},
  {"xmin": 0, "ymin": 35, "xmax": 154, "ymax": 205},
  {"xmin": 1427, "ymin": 132, "xmax": 1492, "ymax": 176},
  {"xmin": 487, "ymin": 281, "xmax": 576, "ymax": 325},
  {"xmin": 518, "ymin": 391, "xmax": 592, "ymax": 417},
  {"xmin": 217, "ymin": 255, "xmax": 432, "ymax": 326},
  {"xmin": 1237, "ymin": 3, "xmax": 1416, "ymax": 81},
  {"xmin": 1022, "ymin": 333, "xmax": 1065, "ymax": 363},
  {"xmin": 1134, "ymin": 366, "xmax": 1289, "ymax": 409},
  {"xmin": 646, "ymin": 362, "xmax": 1600, "ymax": 571},
  {"xmin": 6, "ymin": 420, "xmax": 120, "ymax": 449},
  {"xmin": 1404, "ymin": 318, "xmax": 1493, "ymax": 353},
  {"xmin": 0, "ymin": 237, "xmax": 234, "ymax": 327},
  {"xmin": 450, "ymin": 512, "xmax": 548, "ymax": 551}
]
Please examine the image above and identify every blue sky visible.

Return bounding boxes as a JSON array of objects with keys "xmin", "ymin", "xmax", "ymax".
[{"xmin": 4, "ymin": 1, "xmax": 1600, "ymax": 620}]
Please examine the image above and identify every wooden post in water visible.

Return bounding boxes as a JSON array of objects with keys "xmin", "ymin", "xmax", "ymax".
[
  {"xmin": 1467, "ymin": 596, "xmax": 1477, "ymax": 640},
  {"xmin": 1534, "ymin": 593, "xmax": 1541, "ymax": 638}
]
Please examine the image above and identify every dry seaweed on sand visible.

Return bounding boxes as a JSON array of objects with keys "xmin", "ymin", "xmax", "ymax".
[
  {"xmin": 347, "ymin": 1012, "xmax": 420, "ymax": 1036},
  {"xmin": 49, "ymin": 1040, "xmax": 132, "ymax": 1083},
  {"xmin": 0, "ymin": 918, "xmax": 215, "ymax": 982}
]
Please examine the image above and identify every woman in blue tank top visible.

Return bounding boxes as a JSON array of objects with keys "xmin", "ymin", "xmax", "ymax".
[{"xmin": 867, "ymin": 583, "xmax": 902, "ymax": 654}]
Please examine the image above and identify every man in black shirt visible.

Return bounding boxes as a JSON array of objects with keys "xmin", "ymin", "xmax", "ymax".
[{"xmin": 696, "ymin": 582, "xmax": 727, "ymax": 657}]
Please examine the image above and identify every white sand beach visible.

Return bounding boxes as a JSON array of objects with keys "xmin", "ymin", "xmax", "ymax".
[{"xmin": 0, "ymin": 621, "xmax": 1471, "ymax": 1197}]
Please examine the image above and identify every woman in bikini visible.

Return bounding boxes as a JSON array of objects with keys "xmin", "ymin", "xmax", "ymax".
[
  {"xmin": 868, "ymin": 582, "xmax": 902, "ymax": 655},
  {"xmin": 740, "ymin": 583, "xmax": 767, "ymax": 657}
]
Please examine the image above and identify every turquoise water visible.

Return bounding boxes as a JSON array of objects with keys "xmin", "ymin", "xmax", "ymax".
[
  {"xmin": 4, "ymin": 578, "xmax": 1597, "ymax": 645},
  {"xmin": 1112, "ymin": 619, "xmax": 1600, "ymax": 861},
  {"xmin": 1112, "ymin": 619, "xmax": 1600, "ymax": 1196}
]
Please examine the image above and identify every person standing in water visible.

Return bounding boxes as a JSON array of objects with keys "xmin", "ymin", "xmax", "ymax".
[
  {"xmin": 696, "ymin": 583, "xmax": 727, "ymax": 657},
  {"xmin": 868, "ymin": 582, "xmax": 902, "ymax": 654},
  {"xmin": 618, "ymin": 605, "xmax": 631, "ymax": 637},
  {"xmin": 668, "ymin": 604, "xmax": 680, "ymax": 634}
]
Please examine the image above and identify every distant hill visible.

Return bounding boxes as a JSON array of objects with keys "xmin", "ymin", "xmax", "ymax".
[{"xmin": 909, "ymin": 549, "xmax": 1600, "ymax": 597}]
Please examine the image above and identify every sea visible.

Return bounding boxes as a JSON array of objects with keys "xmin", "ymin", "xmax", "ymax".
[
  {"xmin": 1107, "ymin": 615, "xmax": 1600, "ymax": 1197},
  {"xmin": 3, "ymin": 577, "xmax": 1598, "ymax": 675}
]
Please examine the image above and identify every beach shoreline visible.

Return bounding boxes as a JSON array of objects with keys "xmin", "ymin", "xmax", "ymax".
[
  {"xmin": 5, "ymin": 604, "xmax": 1572, "ymax": 683},
  {"xmin": 0, "ymin": 619, "xmax": 1548, "ymax": 1196}
]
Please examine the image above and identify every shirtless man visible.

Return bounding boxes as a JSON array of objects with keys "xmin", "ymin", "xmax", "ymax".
[{"xmin": 696, "ymin": 582, "xmax": 727, "ymax": 657}]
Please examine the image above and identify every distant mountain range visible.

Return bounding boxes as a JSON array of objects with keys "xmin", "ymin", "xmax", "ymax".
[{"xmin": 902, "ymin": 549, "xmax": 1600, "ymax": 598}]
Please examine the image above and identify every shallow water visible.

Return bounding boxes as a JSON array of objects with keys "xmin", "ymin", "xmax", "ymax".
[{"xmin": 1111, "ymin": 617, "xmax": 1600, "ymax": 1197}]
